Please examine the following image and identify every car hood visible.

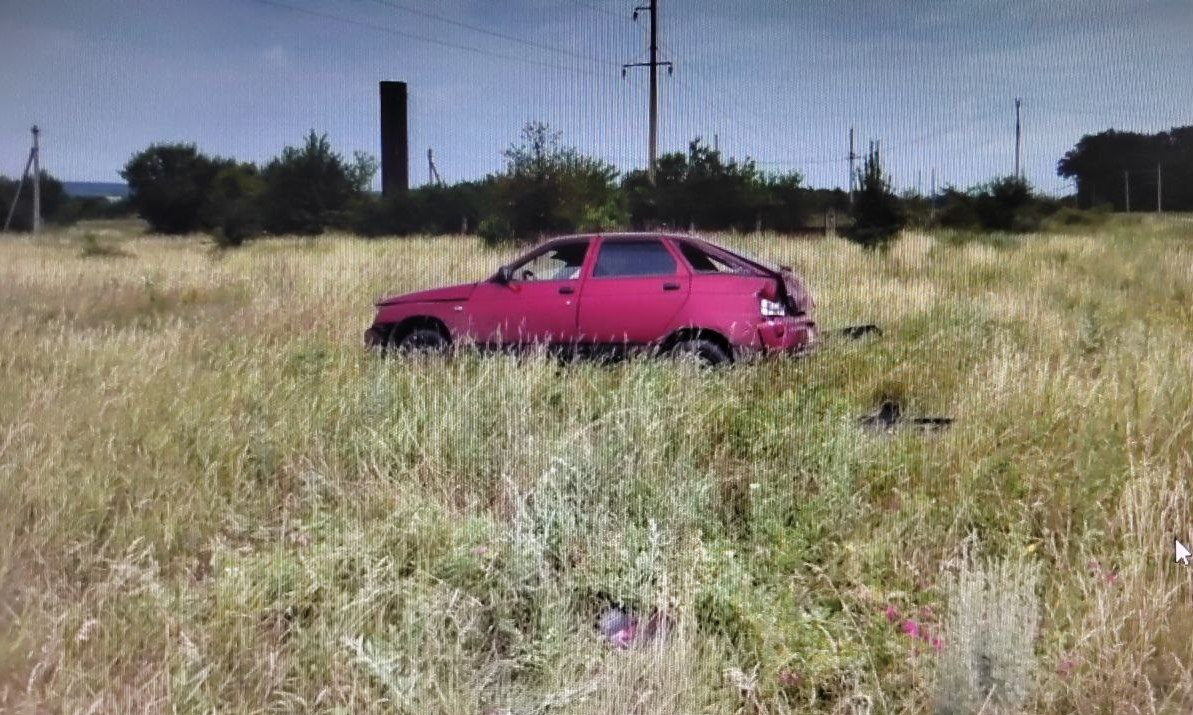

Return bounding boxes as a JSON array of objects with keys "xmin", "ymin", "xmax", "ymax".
[{"xmin": 377, "ymin": 282, "xmax": 477, "ymax": 306}]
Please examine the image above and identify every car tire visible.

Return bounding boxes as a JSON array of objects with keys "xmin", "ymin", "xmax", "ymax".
[
  {"xmin": 668, "ymin": 338, "xmax": 730, "ymax": 367},
  {"xmin": 393, "ymin": 328, "xmax": 450, "ymax": 355}
]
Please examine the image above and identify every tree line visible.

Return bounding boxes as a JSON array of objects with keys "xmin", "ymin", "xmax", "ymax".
[
  {"xmin": 10, "ymin": 121, "xmax": 1179, "ymax": 247},
  {"xmin": 1058, "ymin": 125, "xmax": 1193, "ymax": 212}
]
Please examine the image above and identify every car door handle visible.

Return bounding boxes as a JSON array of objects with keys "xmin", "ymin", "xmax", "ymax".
[
  {"xmin": 662, "ymin": 282, "xmax": 681, "ymax": 291},
  {"xmin": 558, "ymin": 285, "xmax": 575, "ymax": 295}
]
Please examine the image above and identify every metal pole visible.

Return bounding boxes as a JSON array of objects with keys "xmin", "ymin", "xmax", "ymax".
[
  {"xmin": 848, "ymin": 127, "xmax": 855, "ymax": 207},
  {"xmin": 648, "ymin": 0, "xmax": 658, "ymax": 185},
  {"xmin": 930, "ymin": 168, "xmax": 937, "ymax": 223},
  {"xmin": 3, "ymin": 147, "xmax": 34, "ymax": 232},
  {"xmin": 31, "ymin": 125, "xmax": 41, "ymax": 233},
  {"xmin": 1124, "ymin": 170, "xmax": 1130, "ymax": 213},
  {"xmin": 1157, "ymin": 163, "xmax": 1162, "ymax": 214},
  {"xmin": 1013, "ymin": 98, "xmax": 1022, "ymax": 180}
]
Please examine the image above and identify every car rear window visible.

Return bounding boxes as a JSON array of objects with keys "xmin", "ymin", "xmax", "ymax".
[
  {"xmin": 593, "ymin": 240, "xmax": 677, "ymax": 278},
  {"xmin": 678, "ymin": 242, "xmax": 740, "ymax": 273}
]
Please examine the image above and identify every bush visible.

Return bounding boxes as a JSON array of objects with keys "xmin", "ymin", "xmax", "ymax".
[
  {"xmin": 259, "ymin": 131, "xmax": 376, "ymax": 235},
  {"xmin": 623, "ymin": 139, "xmax": 783, "ymax": 232},
  {"xmin": 121, "ymin": 144, "xmax": 232, "ymax": 234},
  {"xmin": 204, "ymin": 164, "xmax": 265, "ymax": 246},
  {"xmin": 478, "ymin": 215, "xmax": 515, "ymax": 246},
  {"xmin": 493, "ymin": 122, "xmax": 622, "ymax": 241},
  {"xmin": 1, "ymin": 171, "xmax": 68, "ymax": 231},
  {"xmin": 844, "ymin": 146, "xmax": 906, "ymax": 250}
]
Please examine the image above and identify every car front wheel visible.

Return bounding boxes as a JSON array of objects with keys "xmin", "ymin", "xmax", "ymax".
[
  {"xmin": 392, "ymin": 328, "xmax": 450, "ymax": 355},
  {"xmin": 667, "ymin": 338, "xmax": 730, "ymax": 367}
]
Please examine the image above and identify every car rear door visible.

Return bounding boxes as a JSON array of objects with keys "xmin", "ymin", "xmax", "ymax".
[{"xmin": 576, "ymin": 237, "xmax": 690, "ymax": 345}]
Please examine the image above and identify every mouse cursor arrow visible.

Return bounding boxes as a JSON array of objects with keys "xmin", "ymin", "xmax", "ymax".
[{"xmin": 1176, "ymin": 539, "xmax": 1191, "ymax": 566}]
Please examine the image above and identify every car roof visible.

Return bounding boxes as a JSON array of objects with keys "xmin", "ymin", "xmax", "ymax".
[{"xmin": 542, "ymin": 231, "xmax": 702, "ymax": 245}]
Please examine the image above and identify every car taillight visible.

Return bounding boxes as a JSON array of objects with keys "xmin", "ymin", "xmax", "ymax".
[{"xmin": 760, "ymin": 298, "xmax": 785, "ymax": 317}]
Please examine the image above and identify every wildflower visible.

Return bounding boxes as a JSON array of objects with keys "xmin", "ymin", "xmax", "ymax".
[
  {"xmin": 777, "ymin": 669, "xmax": 804, "ymax": 688},
  {"xmin": 1057, "ymin": 655, "xmax": 1077, "ymax": 678},
  {"xmin": 901, "ymin": 619, "xmax": 921, "ymax": 639},
  {"xmin": 884, "ymin": 603, "xmax": 900, "ymax": 623}
]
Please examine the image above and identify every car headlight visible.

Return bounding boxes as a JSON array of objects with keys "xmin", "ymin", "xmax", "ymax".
[{"xmin": 760, "ymin": 298, "xmax": 785, "ymax": 317}]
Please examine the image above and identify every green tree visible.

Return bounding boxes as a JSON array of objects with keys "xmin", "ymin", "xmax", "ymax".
[
  {"xmin": 623, "ymin": 139, "xmax": 782, "ymax": 231},
  {"xmin": 494, "ymin": 121, "xmax": 623, "ymax": 242},
  {"xmin": 204, "ymin": 163, "xmax": 265, "ymax": 246},
  {"xmin": 259, "ymin": 131, "xmax": 376, "ymax": 235},
  {"xmin": 1, "ymin": 171, "xmax": 67, "ymax": 231},
  {"xmin": 120, "ymin": 144, "xmax": 230, "ymax": 233},
  {"xmin": 845, "ymin": 146, "xmax": 906, "ymax": 249}
]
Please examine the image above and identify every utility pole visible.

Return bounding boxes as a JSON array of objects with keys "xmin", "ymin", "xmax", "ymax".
[
  {"xmin": 1013, "ymin": 98, "xmax": 1022, "ymax": 180},
  {"xmin": 930, "ymin": 168, "xmax": 937, "ymax": 223},
  {"xmin": 848, "ymin": 127, "xmax": 856, "ymax": 207},
  {"xmin": 31, "ymin": 126, "xmax": 41, "ymax": 233},
  {"xmin": 1156, "ymin": 163, "xmax": 1162, "ymax": 214},
  {"xmin": 427, "ymin": 148, "xmax": 443, "ymax": 187},
  {"xmin": 623, "ymin": 0, "xmax": 671, "ymax": 185},
  {"xmin": 3, "ymin": 126, "xmax": 39, "ymax": 233},
  {"xmin": 1124, "ymin": 170, "xmax": 1130, "ymax": 213}
]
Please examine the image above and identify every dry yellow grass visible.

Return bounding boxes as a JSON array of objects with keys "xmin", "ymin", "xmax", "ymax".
[{"xmin": 2, "ymin": 221, "xmax": 1192, "ymax": 713}]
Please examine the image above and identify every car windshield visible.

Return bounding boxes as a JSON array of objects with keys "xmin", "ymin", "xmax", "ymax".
[{"xmin": 511, "ymin": 241, "xmax": 588, "ymax": 281}]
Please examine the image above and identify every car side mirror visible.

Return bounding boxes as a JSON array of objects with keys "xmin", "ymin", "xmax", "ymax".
[{"xmin": 494, "ymin": 265, "xmax": 513, "ymax": 284}]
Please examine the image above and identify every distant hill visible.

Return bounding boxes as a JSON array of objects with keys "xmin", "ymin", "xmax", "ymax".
[{"xmin": 63, "ymin": 181, "xmax": 130, "ymax": 199}]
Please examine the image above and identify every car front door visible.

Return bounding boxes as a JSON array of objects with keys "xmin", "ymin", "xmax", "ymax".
[
  {"xmin": 577, "ymin": 237, "xmax": 691, "ymax": 344},
  {"xmin": 465, "ymin": 239, "xmax": 591, "ymax": 346}
]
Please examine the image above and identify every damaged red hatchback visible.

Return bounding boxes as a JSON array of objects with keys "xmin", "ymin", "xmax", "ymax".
[{"xmin": 365, "ymin": 233, "xmax": 816, "ymax": 365}]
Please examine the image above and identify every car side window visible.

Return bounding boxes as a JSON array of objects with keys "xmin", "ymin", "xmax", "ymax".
[
  {"xmin": 512, "ymin": 241, "xmax": 589, "ymax": 281},
  {"xmin": 592, "ymin": 240, "xmax": 677, "ymax": 278},
  {"xmin": 678, "ymin": 242, "xmax": 739, "ymax": 273}
]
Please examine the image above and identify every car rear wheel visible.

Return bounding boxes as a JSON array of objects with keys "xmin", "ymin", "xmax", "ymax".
[
  {"xmin": 668, "ymin": 338, "xmax": 730, "ymax": 367},
  {"xmin": 393, "ymin": 328, "xmax": 449, "ymax": 355}
]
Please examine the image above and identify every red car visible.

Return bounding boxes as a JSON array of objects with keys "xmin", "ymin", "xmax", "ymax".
[{"xmin": 365, "ymin": 232, "xmax": 817, "ymax": 365}]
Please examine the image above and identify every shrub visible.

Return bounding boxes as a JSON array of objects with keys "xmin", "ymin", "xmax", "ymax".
[
  {"xmin": 478, "ymin": 215, "xmax": 515, "ymax": 246},
  {"xmin": 844, "ymin": 146, "xmax": 906, "ymax": 250},
  {"xmin": 259, "ymin": 131, "xmax": 376, "ymax": 235},
  {"xmin": 121, "ymin": 144, "xmax": 231, "ymax": 234},
  {"xmin": 203, "ymin": 164, "xmax": 265, "ymax": 246},
  {"xmin": 493, "ymin": 122, "xmax": 622, "ymax": 241}
]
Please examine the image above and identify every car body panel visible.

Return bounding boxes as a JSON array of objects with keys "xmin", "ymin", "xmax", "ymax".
[
  {"xmin": 365, "ymin": 232, "xmax": 818, "ymax": 360},
  {"xmin": 576, "ymin": 236, "xmax": 691, "ymax": 343}
]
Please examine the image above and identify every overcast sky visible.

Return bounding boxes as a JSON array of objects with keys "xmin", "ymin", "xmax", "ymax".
[{"xmin": 2, "ymin": 0, "xmax": 1190, "ymax": 194}]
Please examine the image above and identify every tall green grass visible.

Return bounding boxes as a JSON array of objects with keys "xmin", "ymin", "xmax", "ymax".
[{"xmin": 1, "ymin": 219, "xmax": 1192, "ymax": 712}]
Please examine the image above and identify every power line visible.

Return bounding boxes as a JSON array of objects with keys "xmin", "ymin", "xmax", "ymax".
[
  {"xmin": 363, "ymin": 0, "xmax": 620, "ymax": 67},
  {"xmin": 247, "ymin": 0, "xmax": 605, "ymax": 78},
  {"xmin": 559, "ymin": 0, "xmax": 626, "ymax": 20}
]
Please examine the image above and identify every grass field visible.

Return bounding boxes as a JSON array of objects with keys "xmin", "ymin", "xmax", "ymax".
[{"xmin": 2, "ymin": 219, "xmax": 1192, "ymax": 713}]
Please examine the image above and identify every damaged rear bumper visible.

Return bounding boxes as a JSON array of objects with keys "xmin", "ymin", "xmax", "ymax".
[{"xmin": 756, "ymin": 316, "xmax": 817, "ymax": 354}]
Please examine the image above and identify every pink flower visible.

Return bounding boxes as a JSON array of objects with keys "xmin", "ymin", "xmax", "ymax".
[
  {"xmin": 1105, "ymin": 570, "xmax": 1119, "ymax": 585},
  {"xmin": 1058, "ymin": 655, "xmax": 1077, "ymax": 678},
  {"xmin": 929, "ymin": 634, "xmax": 944, "ymax": 652},
  {"xmin": 611, "ymin": 625, "xmax": 636, "ymax": 649},
  {"xmin": 901, "ymin": 619, "xmax": 921, "ymax": 639},
  {"xmin": 777, "ymin": 669, "xmax": 804, "ymax": 688},
  {"xmin": 884, "ymin": 604, "xmax": 900, "ymax": 623},
  {"xmin": 919, "ymin": 605, "xmax": 935, "ymax": 621}
]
